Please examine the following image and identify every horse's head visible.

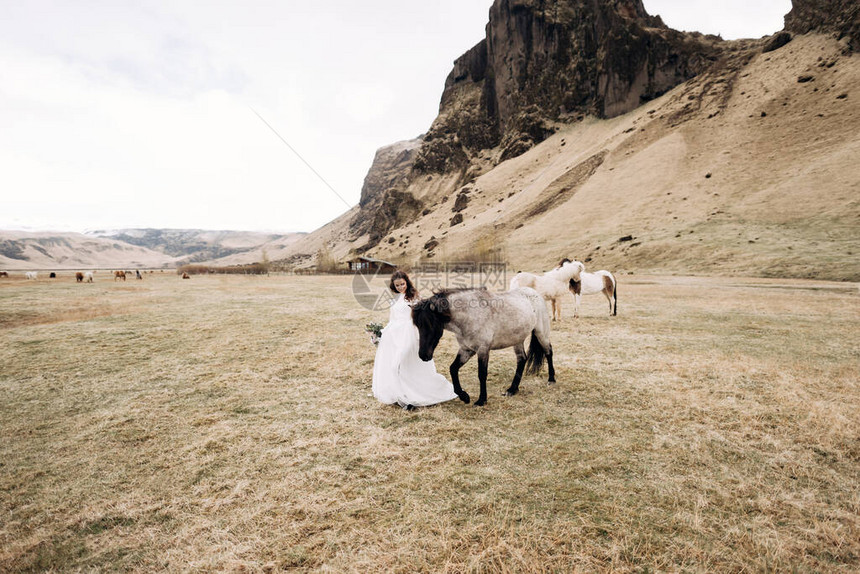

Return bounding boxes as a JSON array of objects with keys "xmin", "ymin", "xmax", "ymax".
[
  {"xmin": 559, "ymin": 260, "xmax": 585, "ymax": 282},
  {"xmin": 411, "ymin": 293, "xmax": 452, "ymax": 361}
]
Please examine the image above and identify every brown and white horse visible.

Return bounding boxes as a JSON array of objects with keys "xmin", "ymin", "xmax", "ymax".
[
  {"xmin": 569, "ymin": 271, "xmax": 617, "ymax": 317},
  {"xmin": 556, "ymin": 258, "xmax": 617, "ymax": 317},
  {"xmin": 114, "ymin": 270, "xmax": 126, "ymax": 281}
]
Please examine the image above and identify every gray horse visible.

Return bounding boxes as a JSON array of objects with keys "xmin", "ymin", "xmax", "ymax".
[{"xmin": 411, "ymin": 287, "xmax": 555, "ymax": 406}]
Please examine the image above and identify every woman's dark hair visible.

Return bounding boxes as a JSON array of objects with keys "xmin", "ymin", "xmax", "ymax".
[{"xmin": 389, "ymin": 270, "xmax": 417, "ymax": 301}]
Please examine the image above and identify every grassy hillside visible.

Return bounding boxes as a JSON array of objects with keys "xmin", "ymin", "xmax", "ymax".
[{"xmin": 285, "ymin": 34, "xmax": 860, "ymax": 281}]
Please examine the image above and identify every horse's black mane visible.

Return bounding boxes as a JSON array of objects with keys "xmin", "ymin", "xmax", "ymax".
[
  {"xmin": 429, "ymin": 287, "xmax": 489, "ymax": 298},
  {"xmin": 412, "ymin": 288, "xmax": 494, "ymax": 319},
  {"xmin": 412, "ymin": 293, "xmax": 451, "ymax": 326}
]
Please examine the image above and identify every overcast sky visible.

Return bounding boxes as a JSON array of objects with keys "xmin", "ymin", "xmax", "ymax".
[{"xmin": 0, "ymin": 0, "xmax": 791, "ymax": 234}]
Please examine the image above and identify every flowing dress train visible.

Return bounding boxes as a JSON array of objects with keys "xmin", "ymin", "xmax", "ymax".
[{"xmin": 372, "ymin": 293, "xmax": 457, "ymax": 407}]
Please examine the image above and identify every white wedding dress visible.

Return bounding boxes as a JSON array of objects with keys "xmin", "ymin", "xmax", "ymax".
[{"xmin": 372, "ymin": 293, "xmax": 458, "ymax": 408}]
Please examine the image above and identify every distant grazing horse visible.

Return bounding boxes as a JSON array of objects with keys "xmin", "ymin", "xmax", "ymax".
[
  {"xmin": 0, "ymin": 271, "xmax": 8, "ymax": 278},
  {"xmin": 49, "ymin": 272, "xmax": 56, "ymax": 278},
  {"xmin": 26, "ymin": 271, "xmax": 37, "ymax": 280},
  {"xmin": 509, "ymin": 260, "xmax": 585, "ymax": 321},
  {"xmin": 411, "ymin": 287, "xmax": 555, "ymax": 407},
  {"xmin": 84, "ymin": 271, "xmax": 94, "ymax": 283},
  {"xmin": 75, "ymin": 272, "xmax": 84, "ymax": 282},
  {"xmin": 114, "ymin": 270, "xmax": 126, "ymax": 281},
  {"xmin": 181, "ymin": 272, "xmax": 190, "ymax": 279}
]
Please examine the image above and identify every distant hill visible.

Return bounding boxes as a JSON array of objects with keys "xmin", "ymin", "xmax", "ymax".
[
  {"xmin": 276, "ymin": 0, "xmax": 860, "ymax": 282},
  {"xmin": 0, "ymin": 231, "xmax": 180, "ymax": 270},
  {"xmin": 0, "ymin": 229, "xmax": 306, "ymax": 270},
  {"xmin": 87, "ymin": 229, "xmax": 306, "ymax": 266}
]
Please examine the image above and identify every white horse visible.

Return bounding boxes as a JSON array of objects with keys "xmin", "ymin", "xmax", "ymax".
[
  {"xmin": 25, "ymin": 271, "xmax": 38, "ymax": 280},
  {"xmin": 509, "ymin": 260, "xmax": 584, "ymax": 321},
  {"xmin": 84, "ymin": 271, "xmax": 94, "ymax": 283}
]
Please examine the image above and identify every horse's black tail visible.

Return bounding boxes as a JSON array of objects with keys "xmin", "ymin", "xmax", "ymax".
[
  {"xmin": 525, "ymin": 331, "xmax": 546, "ymax": 375},
  {"xmin": 612, "ymin": 279, "xmax": 618, "ymax": 316}
]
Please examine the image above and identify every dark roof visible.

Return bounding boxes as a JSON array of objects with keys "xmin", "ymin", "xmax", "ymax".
[{"xmin": 347, "ymin": 256, "xmax": 397, "ymax": 267}]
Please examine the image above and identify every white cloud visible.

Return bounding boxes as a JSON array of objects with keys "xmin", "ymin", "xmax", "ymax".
[{"xmin": 1, "ymin": 0, "xmax": 792, "ymax": 233}]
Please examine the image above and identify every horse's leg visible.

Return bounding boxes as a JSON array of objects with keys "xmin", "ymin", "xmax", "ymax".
[
  {"xmin": 475, "ymin": 351, "xmax": 490, "ymax": 406},
  {"xmin": 535, "ymin": 330, "xmax": 556, "ymax": 384},
  {"xmin": 545, "ymin": 343, "xmax": 556, "ymax": 383},
  {"xmin": 602, "ymin": 275, "xmax": 616, "ymax": 316},
  {"xmin": 506, "ymin": 343, "xmax": 527, "ymax": 397},
  {"xmin": 449, "ymin": 348, "xmax": 475, "ymax": 404}
]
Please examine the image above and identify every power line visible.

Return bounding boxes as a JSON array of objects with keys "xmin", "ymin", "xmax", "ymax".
[{"xmin": 249, "ymin": 106, "xmax": 352, "ymax": 209}]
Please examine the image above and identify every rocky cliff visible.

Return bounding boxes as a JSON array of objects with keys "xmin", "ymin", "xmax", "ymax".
[
  {"xmin": 784, "ymin": 0, "xmax": 860, "ymax": 51},
  {"xmin": 349, "ymin": 0, "xmax": 725, "ymax": 249},
  {"xmin": 416, "ymin": 0, "xmax": 730, "ymax": 170},
  {"xmin": 349, "ymin": 138, "xmax": 424, "ymax": 245},
  {"xmin": 278, "ymin": 0, "xmax": 860, "ymax": 281}
]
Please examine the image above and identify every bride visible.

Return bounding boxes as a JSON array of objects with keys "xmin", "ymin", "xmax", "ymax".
[{"xmin": 372, "ymin": 270, "xmax": 457, "ymax": 409}]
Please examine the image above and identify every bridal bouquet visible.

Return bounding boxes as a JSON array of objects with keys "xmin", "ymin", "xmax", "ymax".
[{"xmin": 365, "ymin": 322, "xmax": 383, "ymax": 346}]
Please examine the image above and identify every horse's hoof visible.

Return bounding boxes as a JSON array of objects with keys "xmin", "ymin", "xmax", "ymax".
[
  {"xmin": 548, "ymin": 379, "xmax": 556, "ymax": 385},
  {"xmin": 458, "ymin": 392, "xmax": 470, "ymax": 404},
  {"xmin": 474, "ymin": 399, "xmax": 486, "ymax": 407},
  {"xmin": 504, "ymin": 389, "xmax": 518, "ymax": 397}
]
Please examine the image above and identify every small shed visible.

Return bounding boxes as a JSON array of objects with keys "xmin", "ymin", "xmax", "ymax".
[{"xmin": 347, "ymin": 256, "xmax": 397, "ymax": 274}]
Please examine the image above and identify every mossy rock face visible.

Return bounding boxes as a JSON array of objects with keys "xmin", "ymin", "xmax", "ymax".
[
  {"xmin": 499, "ymin": 134, "xmax": 535, "ymax": 163},
  {"xmin": 364, "ymin": 190, "xmax": 422, "ymax": 244},
  {"xmin": 412, "ymin": 134, "xmax": 470, "ymax": 174},
  {"xmin": 414, "ymin": 0, "xmax": 725, "ymax": 177},
  {"xmin": 350, "ymin": 139, "xmax": 424, "ymax": 240},
  {"xmin": 785, "ymin": 0, "xmax": 860, "ymax": 52},
  {"xmin": 483, "ymin": 0, "xmax": 722, "ymax": 126},
  {"xmin": 763, "ymin": 31, "xmax": 793, "ymax": 53}
]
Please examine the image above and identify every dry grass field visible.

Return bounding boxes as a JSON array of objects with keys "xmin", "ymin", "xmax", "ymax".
[{"xmin": 1, "ymin": 272, "xmax": 858, "ymax": 572}]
